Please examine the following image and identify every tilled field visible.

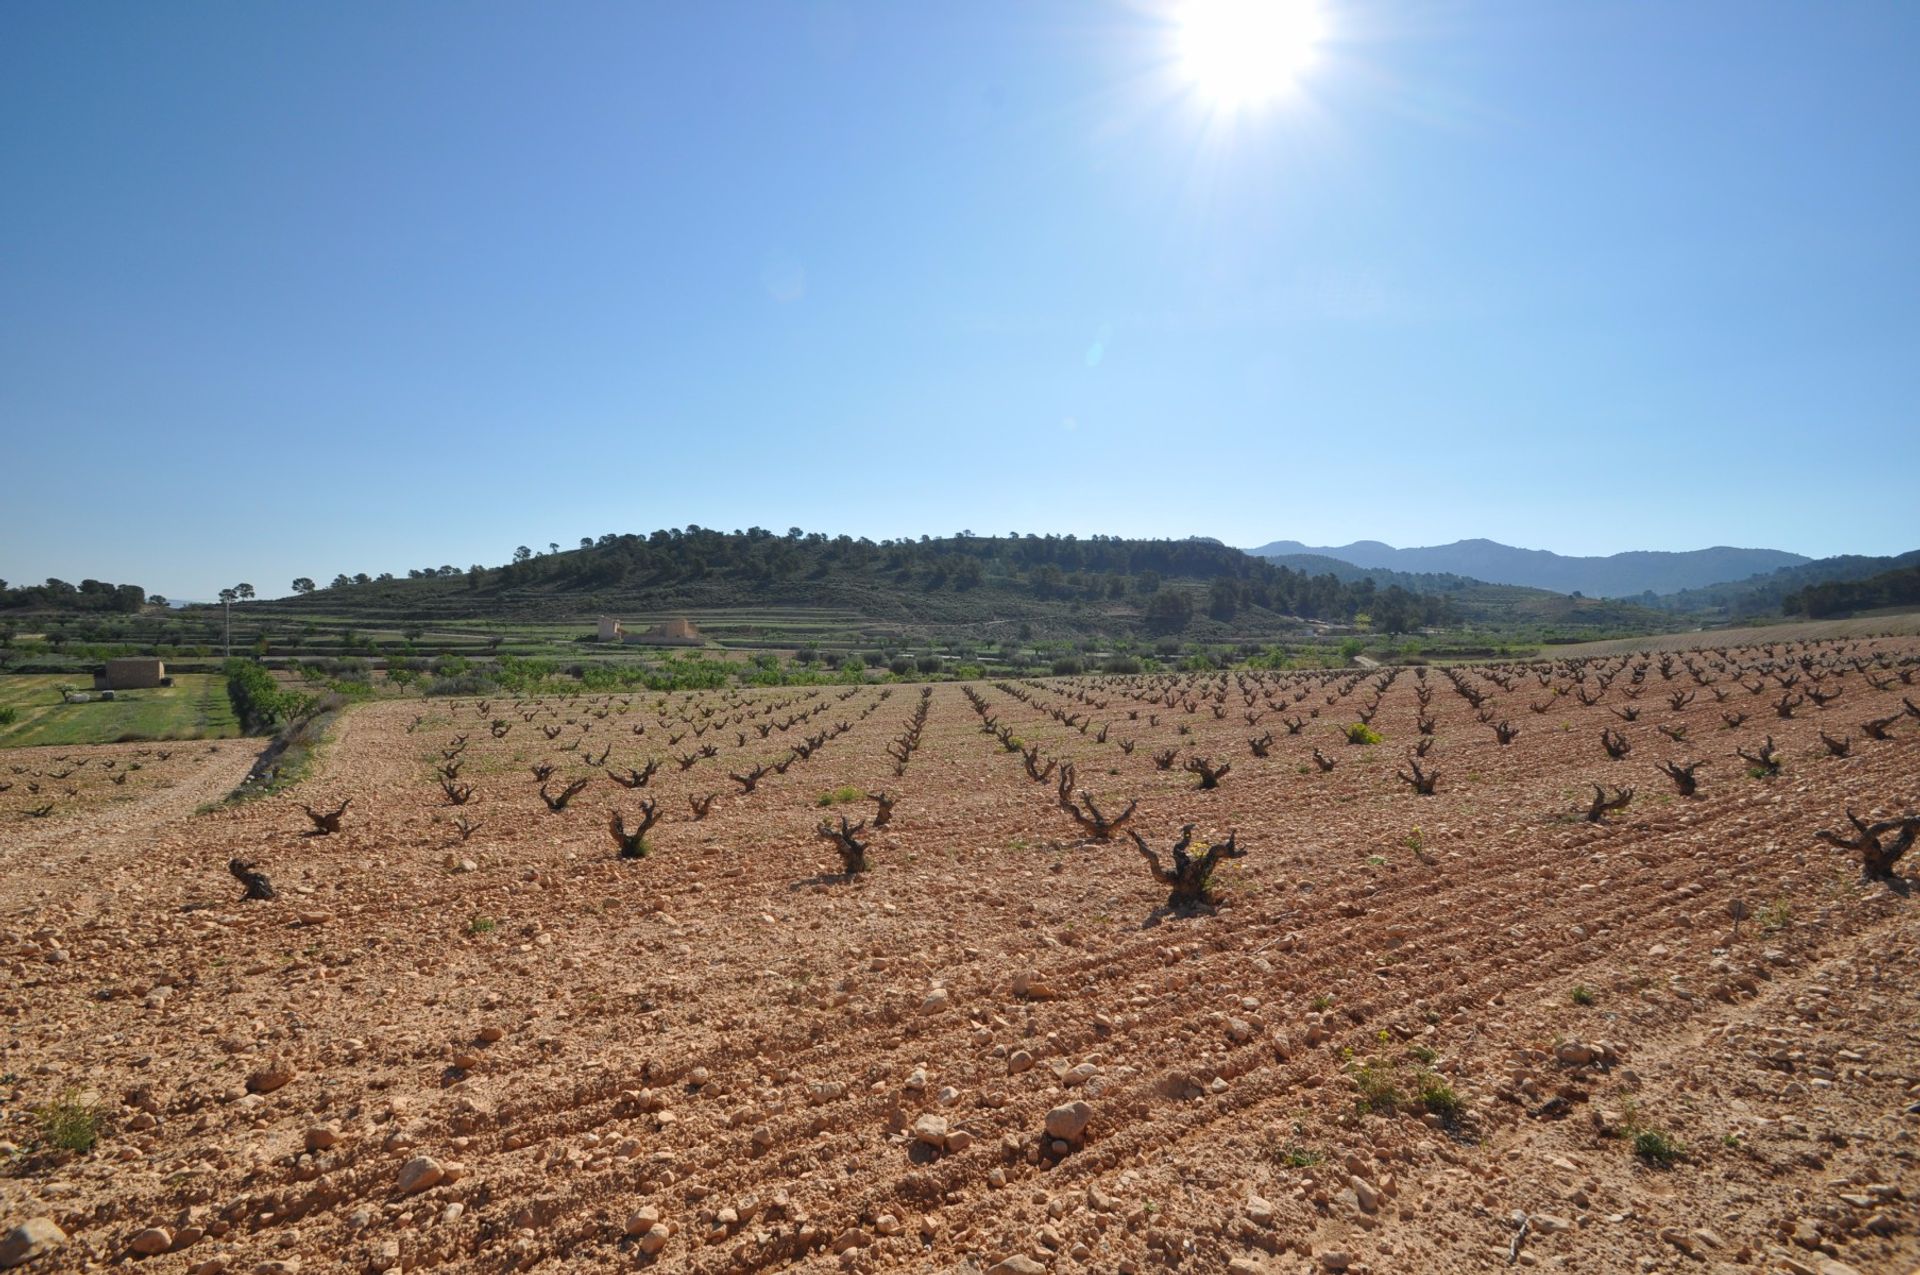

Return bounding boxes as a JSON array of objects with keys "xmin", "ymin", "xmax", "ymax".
[{"xmin": 3, "ymin": 640, "xmax": 1918, "ymax": 1275}]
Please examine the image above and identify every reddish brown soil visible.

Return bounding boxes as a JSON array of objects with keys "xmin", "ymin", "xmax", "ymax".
[{"xmin": 3, "ymin": 640, "xmax": 1918, "ymax": 1275}]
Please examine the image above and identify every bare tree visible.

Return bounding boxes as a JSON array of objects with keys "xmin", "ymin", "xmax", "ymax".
[
  {"xmin": 1584, "ymin": 784, "xmax": 1633, "ymax": 824},
  {"xmin": 608, "ymin": 759, "xmax": 659, "ymax": 788},
  {"xmin": 1128, "ymin": 824, "xmax": 1245, "ymax": 910},
  {"xmin": 1861, "ymin": 714, "xmax": 1900, "ymax": 741},
  {"xmin": 817, "ymin": 815, "xmax": 871, "ymax": 874},
  {"xmin": 1184, "ymin": 756, "xmax": 1231, "ymax": 790},
  {"xmin": 608, "ymin": 801, "xmax": 661, "ymax": 859},
  {"xmin": 1063, "ymin": 790, "xmax": 1138, "ymax": 841},
  {"xmin": 301, "ymin": 798, "xmax": 350, "ymax": 836},
  {"xmin": 1736, "ymin": 735, "xmax": 1782, "ymax": 776},
  {"xmin": 539, "ymin": 778, "xmax": 591, "ymax": 812},
  {"xmin": 1815, "ymin": 810, "xmax": 1920, "ymax": 880},
  {"xmin": 228, "ymin": 858, "xmax": 276, "ymax": 901},
  {"xmin": 1654, "ymin": 759, "xmax": 1702, "ymax": 797},
  {"xmin": 1397, "ymin": 754, "xmax": 1439, "ymax": 795}
]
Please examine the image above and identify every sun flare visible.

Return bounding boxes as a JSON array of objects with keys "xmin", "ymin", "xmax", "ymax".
[{"xmin": 1178, "ymin": 0, "xmax": 1325, "ymax": 108}]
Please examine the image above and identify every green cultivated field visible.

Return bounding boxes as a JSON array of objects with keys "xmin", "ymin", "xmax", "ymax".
[{"xmin": 0, "ymin": 673, "xmax": 240, "ymax": 748}]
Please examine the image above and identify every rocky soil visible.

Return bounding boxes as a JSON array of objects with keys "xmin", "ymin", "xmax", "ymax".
[{"xmin": 2, "ymin": 640, "xmax": 1917, "ymax": 1274}]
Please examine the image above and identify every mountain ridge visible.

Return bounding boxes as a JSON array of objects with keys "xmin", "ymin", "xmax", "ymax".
[{"xmin": 1244, "ymin": 537, "xmax": 1809, "ymax": 597}]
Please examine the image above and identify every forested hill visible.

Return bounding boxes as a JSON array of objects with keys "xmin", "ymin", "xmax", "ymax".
[
  {"xmin": 1649, "ymin": 549, "xmax": 1920, "ymax": 620},
  {"xmin": 266, "ymin": 529, "xmax": 1458, "ymax": 636}
]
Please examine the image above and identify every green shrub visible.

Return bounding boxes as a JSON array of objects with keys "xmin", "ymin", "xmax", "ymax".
[
  {"xmin": 815, "ymin": 786, "xmax": 863, "ymax": 807},
  {"xmin": 1050, "ymin": 656, "xmax": 1084, "ymax": 676},
  {"xmin": 0, "ymin": 706, "xmax": 17, "ymax": 726},
  {"xmin": 1571, "ymin": 984, "xmax": 1595, "ymax": 1006},
  {"xmin": 1633, "ymin": 1128, "xmax": 1684, "ymax": 1167},
  {"xmin": 1352, "ymin": 1060, "xmax": 1400, "ymax": 1113},
  {"xmin": 1345, "ymin": 722, "xmax": 1383, "ymax": 746},
  {"xmin": 224, "ymin": 658, "xmax": 317, "ymax": 734}
]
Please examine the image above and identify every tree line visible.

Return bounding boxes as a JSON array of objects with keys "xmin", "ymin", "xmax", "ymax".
[{"xmin": 0, "ymin": 577, "xmax": 152, "ymax": 613}]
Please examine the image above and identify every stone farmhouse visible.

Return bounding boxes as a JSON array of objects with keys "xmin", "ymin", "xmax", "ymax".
[{"xmin": 596, "ymin": 617, "xmax": 704, "ymax": 646}]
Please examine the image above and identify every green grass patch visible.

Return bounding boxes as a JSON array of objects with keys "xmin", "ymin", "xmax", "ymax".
[
  {"xmin": 815, "ymin": 785, "xmax": 864, "ymax": 807},
  {"xmin": 33, "ymin": 1090, "xmax": 102, "ymax": 1154},
  {"xmin": 1416, "ymin": 1072, "xmax": 1462, "ymax": 1120},
  {"xmin": 0, "ymin": 674, "xmax": 240, "ymax": 748}
]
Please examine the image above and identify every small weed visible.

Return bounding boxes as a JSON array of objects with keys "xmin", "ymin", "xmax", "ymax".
[
  {"xmin": 1406, "ymin": 1043, "xmax": 1437, "ymax": 1065},
  {"xmin": 1365, "ymin": 854, "xmax": 1388, "ymax": 867},
  {"xmin": 34, "ymin": 1091, "xmax": 101, "ymax": 1154},
  {"xmin": 467, "ymin": 915, "xmax": 497, "ymax": 935},
  {"xmin": 1757, "ymin": 898, "xmax": 1791, "ymax": 932},
  {"xmin": 1571, "ymin": 984, "xmax": 1595, "ymax": 1006},
  {"xmin": 1345, "ymin": 722, "xmax": 1383, "ymax": 746},
  {"xmin": 1311, "ymin": 993, "xmax": 1334, "ymax": 1012},
  {"xmin": 1403, "ymin": 827, "xmax": 1423, "ymax": 853},
  {"xmin": 1265, "ymin": 1141, "xmax": 1323, "ymax": 1168},
  {"xmin": 815, "ymin": 786, "xmax": 863, "ymax": 807}
]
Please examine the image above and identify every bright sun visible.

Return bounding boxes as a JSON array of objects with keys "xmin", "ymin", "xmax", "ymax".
[{"xmin": 1178, "ymin": 0, "xmax": 1325, "ymax": 108}]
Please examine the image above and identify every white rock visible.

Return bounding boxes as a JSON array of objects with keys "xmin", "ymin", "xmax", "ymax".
[
  {"xmin": 0, "ymin": 1218, "xmax": 65, "ymax": 1268},
  {"xmin": 396, "ymin": 1156, "xmax": 444, "ymax": 1195},
  {"xmin": 1044, "ymin": 1100, "xmax": 1093, "ymax": 1144}
]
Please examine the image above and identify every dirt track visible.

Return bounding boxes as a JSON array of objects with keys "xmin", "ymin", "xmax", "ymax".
[{"xmin": 3, "ymin": 641, "xmax": 1918, "ymax": 1274}]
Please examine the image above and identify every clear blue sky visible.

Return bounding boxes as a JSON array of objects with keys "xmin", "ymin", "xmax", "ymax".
[{"xmin": 3, "ymin": 1, "xmax": 1915, "ymax": 601}]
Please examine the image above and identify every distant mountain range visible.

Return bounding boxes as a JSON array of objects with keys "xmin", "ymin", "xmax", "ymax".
[{"xmin": 1244, "ymin": 538, "xmax": 1810, "ymax": 598}]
